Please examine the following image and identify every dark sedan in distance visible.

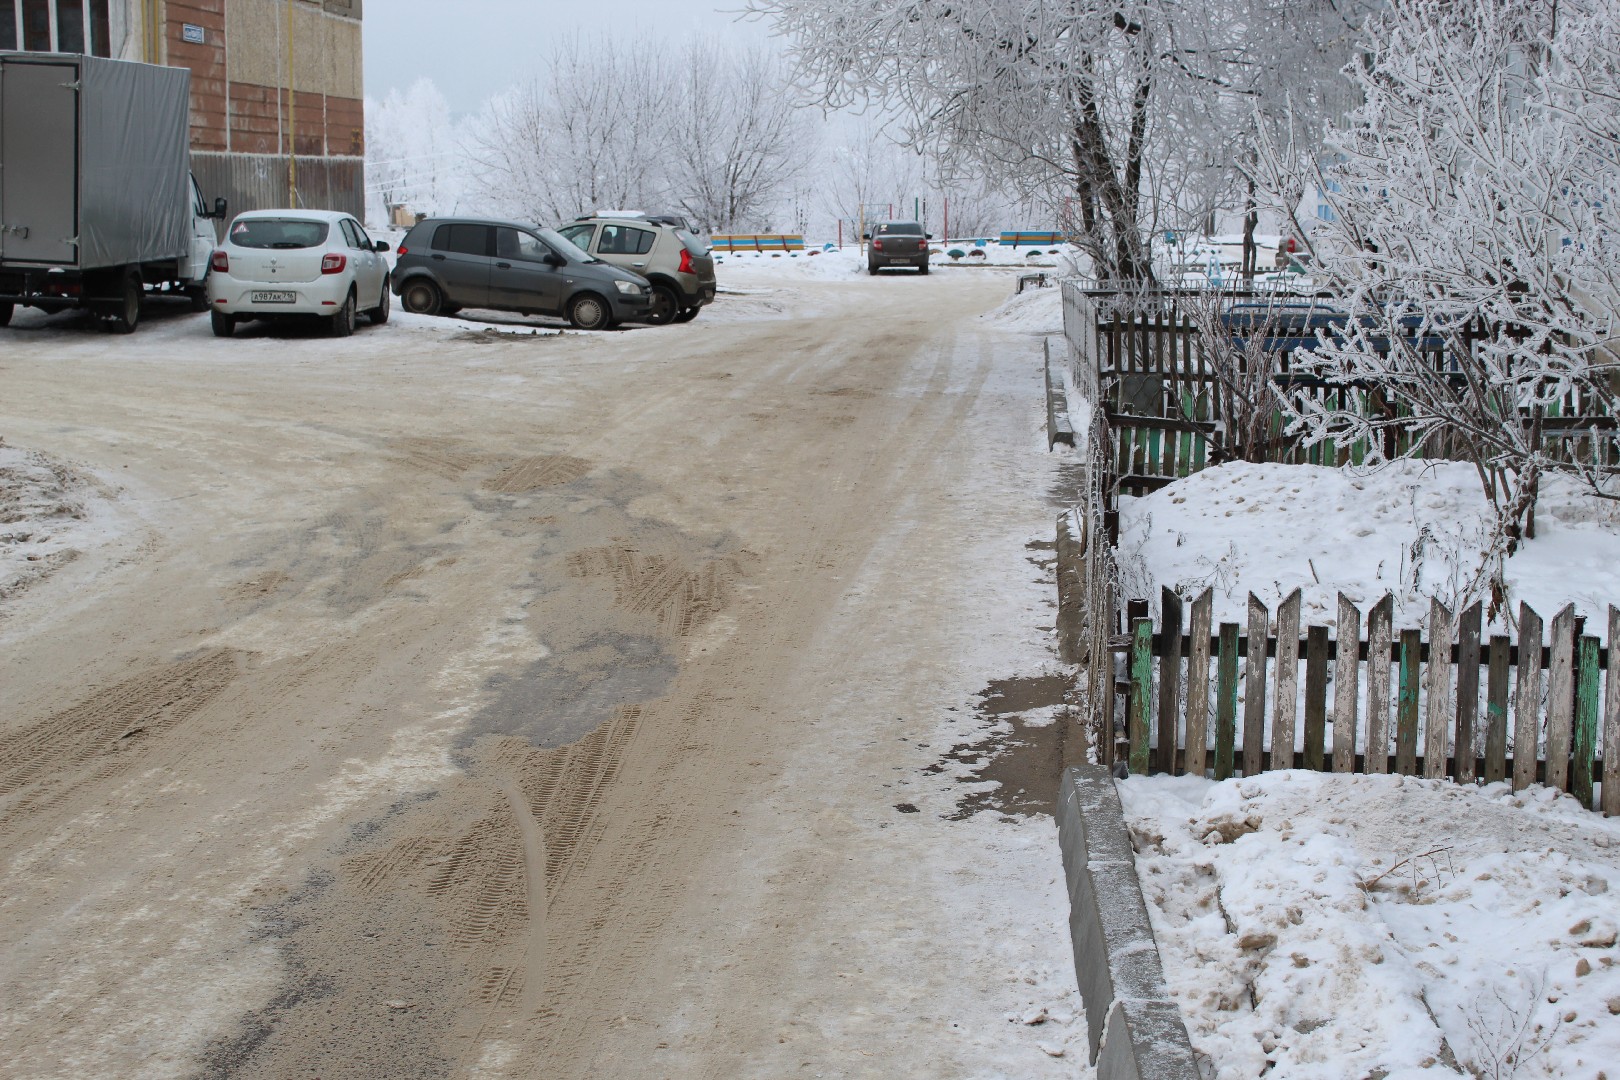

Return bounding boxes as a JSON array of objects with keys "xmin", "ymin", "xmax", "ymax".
[{"xmin": 864, "ymin": 220, "xmax": 932, "ymax": 275}]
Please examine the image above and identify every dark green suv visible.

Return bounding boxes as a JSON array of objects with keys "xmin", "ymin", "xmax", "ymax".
[{"xmin": 392, "ymin": 217, "xmax": 652, "ymax": 330}]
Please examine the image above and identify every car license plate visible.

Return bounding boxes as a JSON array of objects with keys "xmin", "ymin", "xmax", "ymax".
[{"xmin": 251, "ymin": 290, "xmax": 295, "ymax": 303}]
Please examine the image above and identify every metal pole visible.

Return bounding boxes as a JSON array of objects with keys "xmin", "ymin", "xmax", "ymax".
[{"xmin": 286, "ymin": 0, "xmax": 297, "ymax": 206}]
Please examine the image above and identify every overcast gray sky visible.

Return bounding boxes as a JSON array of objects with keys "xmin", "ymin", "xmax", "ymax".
[{"xmin": 363, "ymin": 0, "xmax": 774, "ymax": 113}]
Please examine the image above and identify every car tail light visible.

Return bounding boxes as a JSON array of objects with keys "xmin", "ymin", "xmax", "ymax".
[
  {"xmin": 677, "ymin": 248, "xmax": 694, "ymax": 274},
  {"xmin": 211, "ymin": 250, "xmax": 229, "ymax": 273},
  {"xmin": 321, "ymin": 253, "xmax": 347, "ymax": 274},
  {"xmin": 873, "ymin": 238, "xmax": 884, "ymax": 251}
]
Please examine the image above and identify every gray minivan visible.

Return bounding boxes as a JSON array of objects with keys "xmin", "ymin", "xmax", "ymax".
[{"xmin": 392, "ymin": 217, "xmax": 652, "ymax": 330}]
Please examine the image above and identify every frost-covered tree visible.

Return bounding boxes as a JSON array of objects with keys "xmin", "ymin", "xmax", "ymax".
[
  {"xmin": 749, "ymin": 0, "xmax": 1367, "ymax": 281},
  {"xmin": 461, "ymin": 36, "xmax": 673, "ymax": 224},
  {"xmin": 462, "ymin": 35, "xmax": 810, "ymax": 232},
  {"xmin": 365, "ymin": 79, "xmax": 460, "ymax": 226},
  {"xmin": 668, "ymin": 40, "xmax": 811, "ymax": 233},
  {"xmin": 1285, "ymin": 0, "xmax": 1620, "ymax": 595}
]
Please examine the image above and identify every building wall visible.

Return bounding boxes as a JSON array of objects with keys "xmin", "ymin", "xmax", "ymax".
[{"xmin": 143, "ymin": 0, "xmax": 365, "ymax": 217}]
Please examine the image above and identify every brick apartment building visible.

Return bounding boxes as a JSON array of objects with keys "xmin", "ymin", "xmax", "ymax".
[{"xmin": 1, "ymin": 0, "xmax": 365, "ymax": 218}]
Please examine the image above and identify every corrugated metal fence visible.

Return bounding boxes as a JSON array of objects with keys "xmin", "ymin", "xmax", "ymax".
[{"xmin": 191, "ymin": 153, "xmax": 364, "ymax": 226}]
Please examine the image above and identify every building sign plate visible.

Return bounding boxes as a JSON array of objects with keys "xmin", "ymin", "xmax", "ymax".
[{"xmin": 182, "ymin": 24, "xmax": 205, "ymax": 45}]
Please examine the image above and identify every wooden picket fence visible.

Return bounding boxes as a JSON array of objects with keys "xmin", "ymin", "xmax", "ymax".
[
  {"xmin": 1112, "ymin": 587, "xmax": 1620, "ymax": 816},
  {"xmin": 1059, "ymin": 281, "xmax": 1620, "ymax": 497}
]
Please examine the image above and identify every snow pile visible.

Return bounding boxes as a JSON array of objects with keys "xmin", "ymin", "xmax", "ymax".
[
  {"xmin": 1120, "ymin": 771, "xmax": 1620, "ymax": 1080},
  {"xmin": 1118, "ymin": 460, "xmax": 1620, "ymax": 631},
  {"xmin": 0, "ymin": 441, "xmax": 108, "ymax": 603},
  {"xmin": 978, "ymin": 283, "xmax": 1063, "ymax": 334},
  {"xmin": 713, "ymin": 245, "xmax": 868, "ymax": 280}
]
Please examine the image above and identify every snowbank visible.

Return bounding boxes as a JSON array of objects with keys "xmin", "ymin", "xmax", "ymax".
[
  {"xmin": 977, "ymin": 283, "xmax": 1063, "ymax": 334},
  {"xmin": 0, "ymin": 441, "xmax": 116, "ymax": 605},
  {"xmin": 1119, "ymin": 771, "xmax": 1620, "ymax": 1080},
  {"xmin": 1118, "ymin": 460, "xmax": 1620, "ymax": 632}
]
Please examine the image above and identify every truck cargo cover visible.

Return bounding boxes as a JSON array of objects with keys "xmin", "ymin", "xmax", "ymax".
[{"xmin": 0, "ymin": 53, "xmax": 191, "ymax": 269}]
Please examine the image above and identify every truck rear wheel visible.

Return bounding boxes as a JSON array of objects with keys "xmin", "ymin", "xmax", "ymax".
[
  {"xmin": 103, "ymin": 271, "xmax": 142, "ymax": 335},
  {"xmin": 0, "ymin": 301, "xmax": 12, "ymax": 328}
]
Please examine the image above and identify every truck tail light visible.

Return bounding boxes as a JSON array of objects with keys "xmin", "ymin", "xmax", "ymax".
[
  {"xmin": 322, "ymin": 253, "xmax": 347, "ymax": 274},
  {"xmin": 211, "ymin": 250, "xmax": 229, "ymax": 273},
  {"xmin": 677, "ymin": 248, "xmax": 693, "ymax": 274}
]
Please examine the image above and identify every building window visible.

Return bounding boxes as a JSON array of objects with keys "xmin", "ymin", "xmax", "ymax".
[
  {"xmin": 22, "ymin": 0, "xmax": 48, "ymax": 50},
  {"xmin": 5, "ymin": 1, "xmax": 111, "ymax": 55},
  {"xmin": 54, "ymin": 0, "xmax": 83, "ymax": 52}
]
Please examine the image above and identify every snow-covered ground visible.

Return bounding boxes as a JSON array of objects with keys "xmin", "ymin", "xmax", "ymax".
[
  {"xmin": 1034, "ymin": 275, "xmax": 1620, "ymax": 1077},
  {"xmin": 1117, "ymin": 460, "xmax": 1620, "ymax": 632},
  {"xmin": 1119, "ymin": 771, "xmax": 1620, "ymax": 1080}
]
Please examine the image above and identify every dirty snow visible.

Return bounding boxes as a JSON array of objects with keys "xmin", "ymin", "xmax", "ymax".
[
  {"xmin": 1119, "ymin": 771, "xmax": 1620, "ymax": 1080},
  {"xmin": 1, "ymin": 263, "xmax": 1092, "ymax": 1076},
  {"xmin": 0, "ymin": 440, "xmax": 118, "ymax": 605}
]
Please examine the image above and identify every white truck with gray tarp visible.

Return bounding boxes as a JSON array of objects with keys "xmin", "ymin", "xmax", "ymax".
[{"xmin": 0, "ymin": 51, "xmax": 225, "ymax": 333}]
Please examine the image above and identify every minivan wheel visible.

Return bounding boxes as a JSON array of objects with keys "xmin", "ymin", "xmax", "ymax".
[
  {"xmin": 401, "ymin": 279, "xmax": 443, "ymax": 316},
  {"xmin": 645, "ymin": 284, "xmax": 679, "ymax": 325},
  {"xmin": 568, "ymin": 293, "xmax": 613, "ymax": 331}
]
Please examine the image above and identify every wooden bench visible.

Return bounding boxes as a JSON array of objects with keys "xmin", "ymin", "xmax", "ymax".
[
  {"xmin": 710, "ymin": 234, "xmax": 806, "ymax": 252},
  {"xmin": 1000, "ymin": 231, "xmax": 1063, "ymax": 248}
]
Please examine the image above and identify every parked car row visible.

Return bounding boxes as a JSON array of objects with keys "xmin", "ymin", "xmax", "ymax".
[{"xmin": 204, "ymin": 210, "xmax": 718, "ymax": 338}]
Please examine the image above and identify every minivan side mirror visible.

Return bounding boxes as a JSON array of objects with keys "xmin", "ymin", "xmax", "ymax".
[
  {"xmin": 212, "ymin": 197, "xmax": 228, "ymax": 220},
  {"xmin": 374, "ymin": 241, "xmax": 391, "ymax": 253}
]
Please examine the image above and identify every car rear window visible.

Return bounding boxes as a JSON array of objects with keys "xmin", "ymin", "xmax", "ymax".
[
  {"xmin": 874, "ymin": 222, "xmax": 923, "ymax": 236},
  {"xmin": 229, "ymin": 218, "xmax": 330, "ymax": 249},
  {"xmin": 676, "ymin": 229, "xmax": 710, "ymax": 255},
  {"xmin": 433, "ymin": 223, "xmax": 492, "ymax": 257}
]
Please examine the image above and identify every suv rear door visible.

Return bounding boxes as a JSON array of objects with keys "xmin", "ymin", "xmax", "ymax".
[{"xmin": 430, "ymin": 223, "xmax": 494, "ymax": 308}]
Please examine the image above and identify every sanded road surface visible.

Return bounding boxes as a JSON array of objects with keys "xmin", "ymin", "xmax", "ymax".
[{"xmin": 0, "ymin": 272, "xmax": 1080, "ymax": 1078}]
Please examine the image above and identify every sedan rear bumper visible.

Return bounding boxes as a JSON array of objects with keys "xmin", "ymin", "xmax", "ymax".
[{"xmin": 211, "ymin": 277, "xmax": 350, "ymax": 316}]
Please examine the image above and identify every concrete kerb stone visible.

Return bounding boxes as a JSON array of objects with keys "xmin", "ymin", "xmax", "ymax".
[{"xmin": 1057, "ymin": 765, "xmax": 1199, "ymax": 1078}]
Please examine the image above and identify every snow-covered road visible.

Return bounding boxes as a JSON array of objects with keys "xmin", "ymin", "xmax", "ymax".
[{"xmin": 0, "ymin": 261, "xmax": 1090, "ymax": 1077}]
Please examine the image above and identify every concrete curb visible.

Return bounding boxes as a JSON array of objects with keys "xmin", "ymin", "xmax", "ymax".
[
  {"xmin": 1055, "ymin": 508, "xmax": 1084, "ymax": 665},
  {"xmin": 1057, "ymin": 765, "xmax": 1199, "ymax": 1078},
  {"xmin": 1046, "ymin": 338, "xmax": 1076, "ymax": 449}
]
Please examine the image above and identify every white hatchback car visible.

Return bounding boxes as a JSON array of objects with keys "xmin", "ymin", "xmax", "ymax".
[{"xmin": 208, "ymin": 209, "xmax": 391, "ymax": 337}]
